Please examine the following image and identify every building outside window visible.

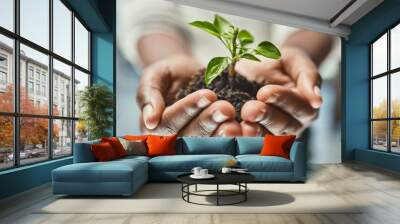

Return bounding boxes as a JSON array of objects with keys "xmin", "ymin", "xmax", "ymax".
[
  {"xmin": 370, "ymin": 22, "xmax": 400, "ymax": 153},
  {"xmin": 0, "ymin": 0, "xmax": 91, "ymax": 170}
]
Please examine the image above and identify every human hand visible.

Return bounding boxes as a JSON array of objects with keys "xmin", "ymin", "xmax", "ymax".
[
  {"xmin": 137, "ymin": 55, "xmax": 242, "ymax": 136},
  {"xmin": 236, "ymin": 47, "xmax": 322, "ymax": 136}
]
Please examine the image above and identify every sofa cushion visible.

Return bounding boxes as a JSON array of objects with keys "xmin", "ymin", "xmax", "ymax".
[
  {"xmin": 149, "ymin": 154, "xmax": 235, "ymax": 172},
  {"xmin": 236, "ymin": 137, "xmax": 263, "ymax": 155},
  {"xmin": 91, "ymin": 142, "xmax": 118, "ymax": 161},
  {"xmin": 53, "ymin": 158, "xmax": 147, "ymax": 183},
  {"xmin": 73, "ymin": 139, "xmax": 100, "ymax": 163},
  {"xmin": 178, "ymin": 137, "xmax": 235, "ymax": 155},
  {"xmin": 236, "ymin": 155, "xmax": 293, "ymax": 172}
]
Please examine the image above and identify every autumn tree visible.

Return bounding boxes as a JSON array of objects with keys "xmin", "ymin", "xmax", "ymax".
[{"xmin": 0, "ymin": 85, "xmax": 59, "ymax": 153}]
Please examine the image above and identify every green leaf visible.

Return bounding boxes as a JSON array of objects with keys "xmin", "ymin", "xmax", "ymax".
[
  {"xmin": 238, "ymin": 29, "xmax": 254, "ymax": 46},
  {"xmin": 189, "ymin": 21, "xmax": 220, "ymax": 38},
  {"xmin": 213, "ymin": 15, "xmax": 233, "ymax": 34},
  {"xmin": 255, "ymin": 41, "xmax": 281, "ymax": 59},
  {"xmin": 205, "ymin": 57, "xmax": 229, "ymax": 86},
  {"xmin": 240, "ymin": 53, "xmax": 260, "ymax": 62}
]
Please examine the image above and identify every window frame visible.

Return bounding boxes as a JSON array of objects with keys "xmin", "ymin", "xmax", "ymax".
[
  {"xmin": 0, "ymin": 0, "xmax": 92, "ymax": 171},
  {"xmin": 370, "ymin": 20, "xmax": 400, "ymax": 154}
]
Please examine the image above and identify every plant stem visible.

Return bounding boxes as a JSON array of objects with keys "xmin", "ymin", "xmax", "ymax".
[{"xmin": 229, "ymin": 28, "xmax": 239, "ymax": 76}]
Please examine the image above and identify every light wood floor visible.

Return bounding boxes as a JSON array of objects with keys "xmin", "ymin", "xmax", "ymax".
[{"xmin": 1, "ymin": 162, "xmax": 400, "ymax": 224}]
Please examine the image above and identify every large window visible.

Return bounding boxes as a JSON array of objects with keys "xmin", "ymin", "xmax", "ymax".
[
  {"xmin": 0, "ymin": 0, "xmax": 91, "ymax": 170},
  {"xmin": 370, "ymin": 23, "xmax": 400, "ymax": 153}
]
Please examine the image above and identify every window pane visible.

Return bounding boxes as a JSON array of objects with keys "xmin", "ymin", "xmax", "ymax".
[
  {"xmin": 74, "ymin": 69, "xmax": 89, "ymax": 118},
  {"xmin": 391, "ymin": 120, "xmax": 400, "ymax": 153},
  {"xmin": 20, "ymin": 0, "xmax": 49, "ymax": 48},
  {"xmin": 0, "ymin": 35, "xmax": 14, "ymax": 112},
  {"xmin": 53, "ymin": 119, "xmax": 72, "ymax": 157},
  {"xmin": 53, "ymin": 59, "xmax": 72, "ymax": 117},
  {"xmin": 75, "ymin": 120, "xmax": 88, "ymax": 143},
  {"xmin": 372, "ymin": 121, "xmax": 388, "ymax": 151},
  {"xmin": 372, "ymin": 76, "xmax": 387, "ymax": 119},
  {"xmin": 74, "ymin": 18, "xmax": 89, "ymax": 70},
  {"xmin": 372, "ymin": 33, "xmax": 387, "ymax": 76},
  {"xmin": 0, "ymin": 0, "xmax": 14, "ymax": 31},
  {"xmin": 391, "ymin": 24, "xmax": 400, "ymax": 70},
  {"xmin": 20, "ymin": 44, "xmax": 49, "ymax": 115},
  {"xmin": 391, "ymin": 72, "xmax": 400, "ymax": 118},
  {"xmin": 0, "ymin": 116, "xmax": 13, "ymax": 170},
  {"xmin": 53, "ymin": 0, "xmax": 72, "ymax": 60},
  {"xmin": 20, "ymin": 117, "xmax": 49, "ymax": 165}
]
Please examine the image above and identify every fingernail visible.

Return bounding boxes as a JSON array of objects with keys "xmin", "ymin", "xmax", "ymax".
[
  {"xmin": 255, "ymin": 112, "xmax": 265, "ymax": 122},
  {"xmin": 217, "ymin": 129, "xmax": 226, "ymax": 137},
  {"xmin": 267, "ymin": 94, "xmax": 278, "ymax": 103},
  {"xmin": 197, "ymin": 97, "xmax": 211, "ymax": 108},
  {"xmin": 312, "ymin": 86, "xmax": 322, "ymax": 109},
  {"xmin": 212, "ymin": 110, "xmax": 229, "ymax": 123},
  {"xmin": 143, "ymin": 104, "xmax": 157, "ymax": 130},
  {"xmin": 314, "ymin": 86, "xmax": 321, "ymax": 97}
]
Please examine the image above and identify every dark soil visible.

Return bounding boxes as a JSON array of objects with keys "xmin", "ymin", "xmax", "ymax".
[{"xmin": 174, "ymin": 69, "xmax": 263, "ymax": 121}]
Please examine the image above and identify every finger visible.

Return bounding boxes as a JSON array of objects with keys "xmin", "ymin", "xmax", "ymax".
[
  {"xmin": 179, "ymin": 100, "xmax": 236, "ymax": 136},
  {"xmin": 282, "ymin": 50, "xmax": 322, "ymax": 109},
  {"xmin": 235, "ymin": 59, "xmax": 292, "ymax": 85},
  {"xmin": 240, "ymin": 121, "xmax": 271, "ymax": 137},
  {"xmin": 147, "ymin": 89, "xmax": 217, "ymax": 135},
  {"xmin": 213, "ymin": 120, "xmax": 242, "ymax": 136},
  {"xmin": 256, "ymin": 85, "xmax": 317, "ymax": 123},
  {"xmin": 241, "ymin": 100, "xmax": 302, "ymax": 135},
  {"xmin": 136, "ymin": 65, "xmax": 170, "ymax": 129}
]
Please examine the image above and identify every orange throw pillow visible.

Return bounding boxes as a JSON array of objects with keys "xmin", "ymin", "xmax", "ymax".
[
  {"xmin": 101, "ymin": 137, "xmax": 126, "ymax": 158},
  {"xmin": 91, "ymin": 142, "xmax": 117, "ymax": 162},
  {"xmin": 124, "ymin": 135, "xmax": 149, "ymax": 141},
  {"xmin": 146, "ymin": 135, "xmax": 177, "ymax": 157},
  {"xmin": 260, "ymin": 135, "xmax": 296, "ymax": 159}
]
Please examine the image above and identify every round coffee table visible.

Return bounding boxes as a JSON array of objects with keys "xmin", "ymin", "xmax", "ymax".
[{"xmin": 177, "ymin": 173, "xmax": 255, "ymax": 206}]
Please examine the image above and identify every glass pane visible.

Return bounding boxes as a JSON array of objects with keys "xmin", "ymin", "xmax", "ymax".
[
  {"xmin": 391, "ymin": 120, "xmax": 400, "ymax": 153},
  {"xmin": 53, "ymin": 0, "xmax": 72, "ymax": 60},
  {"xmin": 391, "ymin": 72, "xmax": 400, "ymax": 118},
  {"xmin": 0, "ymin": 34, "xmax": 14, "ymax": 112},
  {"xmin": 0, "ymin": 0, "xmax": 14, "ymax": 31},
  {"xmin": 391, "ymin": 24, "xmax": 400, "ymax": 70},
  {"xmin": 20, "ymin": 0, "xmax": 49, "ymax": 48},
  {"xmin": 372, "ymin": 76, "xmax": 387, "ymax": 119},
  {"xmin": 20, "ymin": 44, "xmax": 49, "ymax": 115},
  {"xmin": 74, "ymin": 17, "xmax": 89, "ymax": 70},
  {"xmin": 53, "ymin": 119, "xmax": 72, "ymax": 157},
  {"xmin": 0, "ymin": 116, "xmax": 14, "ymax": 170},
  {"xmin": 74, "ymin": 69, "xmax": 89, "ymax": 118},
  {"xmin": 372, "ymin": 121, "xmax": 388, "ymax": 151},
  {"xmin": 372, "ymin": 33, "xmax": 387, "ymax": 76},
  {"xmin": 53, "ymin": 59, "xmax": 72, "ymax": 117},
  {"xmin": 20, "ymin": 117, "xmax": 49, "ymax": 165},
  {"xmin": 75, "ymin": 120, "xmax": 88, "ymax": 143}
]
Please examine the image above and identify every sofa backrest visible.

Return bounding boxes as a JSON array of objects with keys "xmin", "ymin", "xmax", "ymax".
[
  {"xmin": 73, "ymin": 139, "xmax": 100, "ymax": 163},
  {"xmin": 235, "ymin": 137, "xmax": 264, "ymax": 155},
  {"xmin": 177, "ymin": 137, "xmax": 236, "ymax": 155}
]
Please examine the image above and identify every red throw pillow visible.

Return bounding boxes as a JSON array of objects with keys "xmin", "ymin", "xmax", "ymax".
[
  {"xmin": 146, "ymin": 135, "xmax": 177, "ymax": 157},
  {"xmin": 91, "ymin": 142, "xmax": 117, "ymax": 162},
  {"xmin": 101, "ymin": 137, "xmax": 126, "ymax": 158},
  {"xmin": 260, "ymin": 135, "xmax": 296, "ymax": 159}
]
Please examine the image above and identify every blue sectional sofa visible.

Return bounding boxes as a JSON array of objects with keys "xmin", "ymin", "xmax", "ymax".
[{"xmin": 52, "ymin": 137, "xmax": 306, "ymax": 196}]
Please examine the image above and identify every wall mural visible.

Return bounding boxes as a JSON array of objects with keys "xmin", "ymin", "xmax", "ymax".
[{"xmin": 116, "ymin": 0, "xmax": 342, "ymax": 163}]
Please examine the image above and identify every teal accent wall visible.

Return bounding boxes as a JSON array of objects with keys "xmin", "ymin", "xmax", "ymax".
[
  {"xmin": 343, "ymin": 0, "xmax": 400, "ymax": 171},
  {"xmin": 0, "ymin": 0, "xmax": 116, "ymax": 200}
]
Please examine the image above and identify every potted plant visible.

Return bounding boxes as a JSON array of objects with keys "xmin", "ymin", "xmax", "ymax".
[
  {"xmin": 175, "ymin": 15, "xmax": 281, "ymax": 120},
  {"xmin": 79, "ymin": 84, "xmax": 114, "ymax": 140}
]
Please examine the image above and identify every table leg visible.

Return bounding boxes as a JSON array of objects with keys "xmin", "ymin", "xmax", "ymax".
[
  {"xmin": 195, "ymin": 184, "xmax": 198, "ymax": 192},
  {"xmin": 217, "ymin": 184, "xmax": 219, "ymax": 206}
]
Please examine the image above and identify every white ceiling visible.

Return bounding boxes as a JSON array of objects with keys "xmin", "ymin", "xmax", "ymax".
[{"xmin": 166, "ymin": 0, "xmax": 384, "ymax": 37}]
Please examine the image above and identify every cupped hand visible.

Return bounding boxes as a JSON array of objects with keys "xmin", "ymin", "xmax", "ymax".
[
  {"xmin": 236, "ymin": 47, "xmax": 322, "ymax": 136},
  {"xmin": 137, "ymin": 55, "xmax": 242, "ymax": 136}
]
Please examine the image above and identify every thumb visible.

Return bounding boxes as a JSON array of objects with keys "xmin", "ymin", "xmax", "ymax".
[
  {"xmin": 296, "ymin": 71, "xmax": 322, "ymax": 109},
  {"xmin": 136, "ymin": 66, "xmax": 168, "ymax": 130}
]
